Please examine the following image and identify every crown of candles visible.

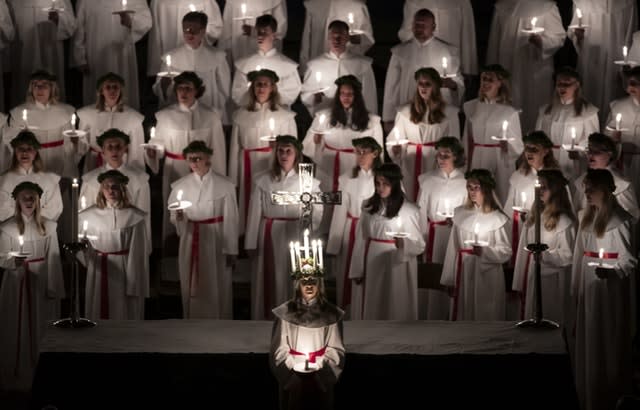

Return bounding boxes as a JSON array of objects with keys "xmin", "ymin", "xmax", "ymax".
[{"xmin": 289, "ymin": 229, "xmax": 324, "ymax": 279}]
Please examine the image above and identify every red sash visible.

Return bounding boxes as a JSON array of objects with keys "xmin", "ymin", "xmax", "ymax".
[
  {"xmin": 90, "ymin": 146, "xmax": 104, "ymax": 168},
  {"xmin": 452, "ymin": 248, "xmax": 474, "ymax": 321},
  {"xmin": 341, "ymin": 213, "xmax": 359, "ymax": 309},
  {"xmin": 40, "ymin": 139, "xmax": 64, "ymax": 149},
  {"xmin": 408, "ymin": 141, "xmax": 436, "ymax": 201},
  {"xmin": 324, "ymin": 143, "xmax": 354, "ymax": 192},
  {"xmin": 263, "ymin": 216, "xmax": 298, "ymax": 318},
  {"xmin": 362, "ymin": 237, "xmax": 396, "ymax": 318},
  {"xmin": 583, "ymin": 251, "xmax": 618, "ymax": 259},
  {"xmin": 289, "ymin": 346, "xmax": 327, "ymax": 363},
  {"xmin": 165, "ymin": 150, "xmax": 185, "ymax": 160},
  {"xmin": 467, "ymin": 133, "xmax": 500, "ymax": 171},
  {"xmin": 95, "ymin": 249, "xmax": 130, "ymax": 319},
  {"xmin": 14, "ymin": 257, "xmax": 44, "ymax": 376},
  {"xmin": 243, "ymin": 146, "xmax": 272, "ymax": 223},
  {"xmin": 425, "ymin": 218, "xmax": 448, "ymax": 263},
  {"xmin": 189, "ymin": 216, "xmax": 224, "ymax": 297}
]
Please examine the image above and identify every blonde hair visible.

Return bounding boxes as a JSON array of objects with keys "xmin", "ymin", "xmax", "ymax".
[
  {"xmin": 96, "ymin": 82, "xmax": 126, "ymax": 112},
  {"xmin": 581, "ymin": 193, "xmax": 616, "ymax": 238},
  {"xmin": 246, "ymin": 76, "xmax": 280, "ymax": 111},
  {"xmin": 14, "ymin": 192, "xmax": 46, "ymax": 236},
  {"xmin": 95, "ymin": 180, "xmax": 132, "ymax": 209},
  {"xmin": 479, "ymin": 71, "xmax": 512, "ymax": 105},
  {"xmin": 25, "ymin": 79, "xmax": 60, "ymax": 105},
  {"xmin": 7, "ymin": 150, "xmax": 44, "ymax": 174}
]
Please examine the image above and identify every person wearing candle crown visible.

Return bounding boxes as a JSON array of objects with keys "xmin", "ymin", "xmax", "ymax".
[
  {"xmin": 270, "ymin": 267, "xmax": 345, "ymax": 410},
  {"xmin": 572, "ymin": 133, "xmax": 639, "ymax": 222},
  {"xmin": 389, "ymin": 67, "xmax": 461, "ymax": 202},
  {"xmin": 0, "ymin": 131, "xmax": 63, "ymax": 223},
  {"xmin": 220, "ymin": 0, "xmax": 288, "ymax": 64},
  {"xmin": 300, "ymin": 19, "xmax": 378, "ymax": 116},
  {"xmin": 152, "ymin": 11, "xmax": 231, "ymax": 124},
  {"xmin": 348, "ymin": 163, "xmax": 425, "ymax": 320},
  {"xmin": 231, "ymin": 14, "xmax": 300, "ymax": 108},
  {"xmin": 382, "ymin": 8, "xmax": 465, "ymax": 135},
  {"xmin": 416, "ymin": 136, "xmax": 467, "ymax": 320},
  {"xmin": 326, "ymin": 136, "xmax": 381, "ymax": 317},
  {"xmin": 512, "ymin": 169, "xmax": 576, "ymax": 325},
  {"xmin": 534, "ymin": 66, "xmax": 599, "ymax": 180},
  {"xmin": 303, "ymin": 75, "xmax": 383, "ymax": 196},
  {"xmin": 71, "ymin": 0, "xmax": 151, "ymax": 110},
  {"xmin": 463, "ymin": 64, "xmax": 522, "ymax": 203},
  {"xmin": 571, "ymin": 168, "xmax": 636, "ymax": 410},
  {"xmin": 440, "ymin": 169, "xmax": 511, "ymax": 320},
  {"xmin": 76, "ymin": 72, "xmax": 145, "ymax": 173},
  {"xmin": 486, "ymin": 0, "xmax": 566, "ymax": 132},
  {"xmin": 0, "ymin": 181, "xmax": 64, "ymax": 391},
  {"xmin": 245, "ymin": 135, "xmax": 324, "ymax": 319},
  {"xmin": 79, "ymin": 169, "xmax": 149, "ymax": 321},
  {"xmin": 79, "ymin": 128, "xmax": 151, "ymax": 253},
  {"xmin": 167, "ymin": 140, "xmax": 239, "ymax": 319},
  {"xmin": 229, "ymin": 68, "xmax": 297, "ymax": 234}
]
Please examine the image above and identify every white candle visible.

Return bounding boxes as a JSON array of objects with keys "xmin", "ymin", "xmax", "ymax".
[
  {"xmin": 318, "ymin": 240, "xmax": 323, "ymax": 268},
  {"xmin": 22, "ymin": 109, "xmax": 27, "ymax": 123},
  {"xmin": 150, "ymin": 126, "xmax": 156, "ymax": 139},
  {"xmin": 473, "ymin": 223, "xmax": 479, "ymax": 244},
  {"xmin": 240, "ymin": 3, "xmax": 247, "ymax": 17},
  {"xmin": 71, "ymin": 113, "xmax": 77, "ymax": 129},
  {"xmin": 177, "ymin": 189, "xmax": 183, "ymax": 202},
  {"xmin": 166, "ymin": 55, "xmax": 172, "ymax": 74},
  {"xmin": 188, "ymin": 4, "xmax": 196, "ymax": 12},
  {"xmin": 442, "ymin": 57, "xmax": 448, "ymax": 75},
  {"xmin": 615, "ymin": 113, "xmax": 622, "ymax": 130},
  {"xmin": 394, "ymin": 128, "xmax": 400, "ymax": 143},
  {"xmin": 623, "ymin": 46, "xmax": 629, "ymax": 63},
  {"xmin": 396, "ymin": 217, "xmax": 402, "ymax": 232},
  {"xmin": 295, "ymin": 242, "xmax": 301, "ymax": 270},
  {"xmin": 444, "ymin": 198, "xmax": 451, "ymax": 215},
  {"xmin": 72, "ymin": 179, "xmax": 79, "ymax": 242},
  {"xmin": 18, "ymin": 235, "xmax": 24, "ymax": 253},
  {"xmin": 289, "ymin": 242, "xmax": 296, "ymax": 271},
  {"xmin": 598, "ymin": 247, "xmax": 604, "ymax": 266},
  {"xmin": 268, "ymin": 117, "xmax": 275, "ymax": 138},
  {"xmin": 311, "ymin": 240, "xmax": 317, "ymax": 268},
  {"xmin": 315, "ymin": 71, "xmax": 322, "ymax": 84},
  {"xmin": 347, "ymin": 12, "xmax": 354, "ymax": 25},
  {"xmin": 122, "ymin": 0, "xmax": 127, "ymax": 10},
  {"xmin": 303, "ymin": 229, "xmax": 310, "ymax": 259},
  {"xmin": 531, "ymin": 17, "xmax": 537, "ymax": 29},
  {"xmin": 521, "ymin": 191, "xmax": 527, "ymax": 208},
  {"xmin": 81, "ymin": 195, "xmax": 86, "ymax": 210},
  {"xmin": 318, "ymin": 113, "xmax": 326, "ymax": 126},
  {"xmin": 82, "ymin": 220, "xmax": 88, "ymax": 238},
  {"xmin": 501, "ymin": 120, "xmax": 508, "ymax": 139},
  {"xmin": 571, "ymin": 126, "xmax": 576, "ymax": 149},
  {"xmin": 576, "ymin": 8, "xmax": 583, "ymax": 27}
]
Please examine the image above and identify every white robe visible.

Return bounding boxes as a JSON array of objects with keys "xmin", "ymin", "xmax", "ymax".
[
  {"xmin": 301, "ymin": 50, "xmax": 377, "ymax": 116},
  {"xmin": 512, "ymin": 214, "xmax": 575, "ymax": 324},
  {"xmin": 76, "ymin": 104, "xmax": 145, "ymax": 173},
  {"xmin": 152, "ymin": 43, "xmax": 232, "ymax": 124},
  {"xmin": 504, "ymin": 168, "xmax": 539, "ymax": 267},
  {"xmin": 348, "ymin": 202, "xmax": 425, "ymax": 320},
  {"xmin": 568, "ymin": 0, "xmax": 637, "ymax": 124},
  {"xmin": 169, "ymin": 168, "xmax": 239, "ymax": 319},
  {"xmin": 71, "ymin": 0, "xmax": 151, "ymax": 110},
  {"xmin": 571, "ymin": 207, "xmax": 636, "ymax": 410},
  {"xmin": 326, "ymin": 167, "xmax": 374, "ymax": 313},
  {"xmin": 303, "ymin": 108, "xmax": 383, "ymax": 194},
  {"xmin": 441, "ymin": 206, "xmax": 511, "ymax": 320},
  {"xmin": 299, "ymin": 0, "xmax": 374, "ymax": 67},
  {"xmin": 389, "ymin": 103, "xmax": 460, "ymax": 202},
  {"xmin": 573, "ymin": 167, "xmax": 640, "ymax": 223},
  {"xmin": 146, "ymin": 0, "xmax": 223, "ymax": 75},
  {"xmin": 383, "ymin": 37, "xmax": 464, "ymax": 122},
  {"xmin": 0, "ymin": 168, "xmax": 62, "ymax": 222},
  {"xmin": 486, "ymin": 0, "xmax": 565, "ymax": 132},
  {"xmin": 605, "ymin": 96, "xmax": 640, "ymax": 200},
  {"xmin": 0, "ymin": 0, "xmax": 15, "ymax": 112},
  {"xmin": 397, "ymin": 0, "xmax": 478, "ymax": 75},
  {"xmin": 79, "ymin": 205, "xmax": 149, "ymax": 320},
  {"xmin": 534, "ymin": 102, "xmax": 599, "ymax": 180},
  {"xmin": 416, "ymin": 168, "xmax": 466, "ymax": 320},
  {"xmin": 7, "ymin": 0, "xmax": 76, "ymax": 106},
  {"xmin": 244, "ymin": 169, "xmax": 323, "ymax": 319},
  {"xmin": 232, "ymin": 47, "xmax": 301, "ymax": 107},
  {"xmin": 463, "ymin": 98, "xmax": 523, "ymax": 203},
  {"xmin": 228, "ymin": 103, "xmax": 296, "ymax": 233},
  {"xmin": 0, "ymin": 217, "xmax": 63, "ymax": 391},
  {"xmin": 219, "ymin": 0, "xmax": 287, "ymax": 64}
]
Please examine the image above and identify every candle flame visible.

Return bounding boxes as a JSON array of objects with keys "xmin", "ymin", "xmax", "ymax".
[
  {"xmin": 22, "ymin": 109, "xmax": 27, "ymax": 122},
  {"xmin": 18, "ymin": 235, "xmax": 24, "ymax": 246},
  {"xmin": 72, "ymin": 178, "xmax": 78, "ymax": 186},
  {"xmin": 616, "ymin": 113, "xmax": 622, "ymax": 123},
  {"xmin": 474, "ymin": 223, "xmax": 479, "ymax": 234},
  {"xmin": 623, "ymin": 46, "xmax": 628, "ymax": 57},
  {"xmin": 576, "ymin": 8, "xmax": 582, "ymax": 19},
  {"xmin": 348, "ymin": 12, "xmax": 354, "ymax": 24},
  {"xmin": 189, "ymin": 4, "xmax": 196, "ymax": 12},
  {"xmin": 256, "ymin": 65, "xmax": 262, "ymax": 71},
  {"xmin": 315, "ymin": 71, "xmax": 322, "ymax": 83},
  {"xmin": 502, "ymin": 120, "xmax": 508, "ymax": 131},
  {"xmin": 304, "ymin": 228, "xmax": 309, "ymax": 237},
  {"xmin": 521, "ymin": 191, "xmax": 527, "ymax": 205},
  {"xmin": 177, "ymin": 190, "xmax": 183, "ymax": 201},
  {"xmin": 442, "ymin": 57, "xmax": 448, "ymax": 69},
  {"xmin": 150, "ymin": 126, "xmax": 156, "ymax": 139},
  {"xmin": 319, "ymin": 113, "xmax": 326, "ymax": 125},
  {"xmin": 396, "ymin": 217, "xmax": 402, "ymax": 229},
  {"xmin": 531, "ymin": 17, "xmax": 537, "ymax": 28},
  {"xmin": 241, "ymin": 3, "xmax": 246, "ymax": 15},
  {"xmin": 394, "ymin": 128, "xmax": 400, "ymax": 141},
  {"xmin": 269, "ymin": 117, "xmax": 275, "ymax": 131},
  {"xmin": 71, "ymin": 113, "xmax": 76, "ymax": 127},
  {"xmin": 535, "ymin": 178, "xmax": 541, "ymax": 188},
  {"xmin": 122, "ymin": 0, "xmax": 127, "ymax": 8},
  {"xmin": 598, "ymin": 248, "xmax": 604, "ymax": 259},
  {"xmin": 83, "ymin": 220, "xmax": 88, "ymax": 231},
  {"xmin": 571, "ymin": 127, "xmax": 576, "ymax": 139},
  {"xmin": 81, "ymin": 196, "xmax": 86, "ymax": 209},
  {"xmin": 166, "ymin": 54, "xmax": 172, "ymax": 67}
]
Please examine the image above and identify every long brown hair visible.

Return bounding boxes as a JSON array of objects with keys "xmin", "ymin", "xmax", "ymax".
[
  {"xmin": 463, "ymin": 170, "xmax": 503, "ymax": 213},
  {"xmin": 14, "ymin": 192, "xmax": 46, "ymax": 236},
  {"xmin": 410, "ymin": 68, "xmax": 446, "ymax": 124},
  {"xmin": 95, "ymin": 180, "xmax": 133, "ymax": 209},
  {"xmin": 246, "ymin": 76, "xmax": 281, "ymax": 112},
  {"xmin": 270, "ymin": 142, "xmax": 303, "ymax": 181},
  {"xmin": 544, "ymin": 68, "xmax": 590, "ymax": 117},
  {"xmin": 7, "ymin": 149, "xmax": 44, "ymax": 174},
  {"xmin": 526, "ymin": 170, "xmax": 576, "ymax": 231},
  {"xmin": 478, "ymin": 65, "xmax": 512, "ymax": 104},
  {"xmin": 580, "ymin": 171, "xmax": 618, "ymax": 238}
]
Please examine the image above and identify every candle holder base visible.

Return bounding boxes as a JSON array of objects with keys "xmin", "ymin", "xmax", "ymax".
[
  {"xmin": 52, "ymin": 317, "xmax": 96, "ymax": 329},
  {"xmin": 53, "ymin": 241, "xmax": 95, "ymax": 329},
  {"xmin": 515, "ymin": 317, "xmax": 559, "ymax": 329}
]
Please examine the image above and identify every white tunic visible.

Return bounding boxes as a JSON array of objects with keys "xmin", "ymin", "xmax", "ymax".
[
  {"xmin": 228, "ymin": 103, "xmax": 296, "ymax": 233},
  {"xmin": 0, "ymin": 0, "xmax": 15, "ymax": 112},
  {"xmin": 244, "ymin": 169, "xmax": 323, "ymax": 319},
  {"xmin": 146, "ymin": 0, "xmax": 223, "ymax": 75},
  {"xmin": 441, "ymin": 206, "xmax": 511, "ymax": 320},
  {"xmin": 152, "ymin": 43, "xmax": 231, "ymax": 124},
  {"xmin": 0, "ymin": 168, "xmax": 62, "ymax": 222},
  {"xmin": 299, "ymin": 0, "xmax": 374, "ymax": 67},
  {"xmin": 80, "ymin": 205, "xmax": 149, "ymax": 320},
  {"xmin": 76, "ymin": 104, "xmax": 145, "ymax": 173},
  {"xmin": 504, "ymin": 168, "xmax": 539, "ymax": 267},
  {"xmin": 383, "ymin": 37, "xmax": 464, "ymax": 122},
  {"xmin": 71, "ymin": 0, "xmax": 152, "ymax": 110},
  {"xmin": 572, "ymin": 168, "xmax": 640, "ymax": 222},
  {"xmin": 389, "ymin": 103, "xmax": 460, "ymax": 201},
  {"xmin": 397, "ymin": 0, "xmax": 478, "ymax": 75},
  {"xmin": 571, "ymin": 208, "xmax": 636, "ymax": 410},
  {"xmin": 416, "ymin": 168, "xmax": 467, "ymax": 320},
  {"xmin": 169, "ymin": 169, "xmax": 239, "ymax": 319},
  {"xmin": 605, "ymin": 97, "xmax": 640, "ymax": 200},
  {"xmin": 486, "ymin": 0, "xmax": 566, "ymax": 132},
  {"xmin": 534, "ymin": 102, "xmax": 599, "ymax": 180},
  {"xmin": 348, "ymin": 202, "xmax": 425, "ymax": 320},
  {"xmin": 512, "ymin": 214, "xmax": 575, "ymax": 324},
  {"xmin": 302, "ymin": 108, "xmax": 383, "ymax": 194},
  {"xmin": 463, "ymin": 98, "xmax": 523, "ymax": 203},
  {"xmin": 301, "ymin": 50, "xmax": 377, "ymax": 115},
  {"xmin": 568, "ymin": 0, "xmax": 637, "ymax": 123},
  {"xmin": 7, "ymin": 0, "xmax": 76, "ymax": 106},
  {"xmin": 219, "ymin": 0, "xmax": 287, "ymax": 63},
  {"xmin": 232, "ymin": 48, "xmax": 301, "ymax": 107},
  {"xmin": 0, "ymin": 217, "xmax": 63, "ymax": 391}
]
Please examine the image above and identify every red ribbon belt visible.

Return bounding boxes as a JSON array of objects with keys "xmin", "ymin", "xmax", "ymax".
[
  {"xmin": 341, "ymin": 213, "xmax": 359, "ymax": 309},
  {"xmin": 452, "ymin": 248, "xmax": 474, "ymax": 321},
  {"xmin": 362, "ymin": 237, "xmax": 396, "ymax": 317},
  {"xmin": 263, "ymin": 216, "xmax": 298, "ymax": 318},
  {"xmin": 165, "ymin": 150, "xmax": 185, "ymax": 160},
  {"xmin": 95, "ymin": 249, "xmax": 130, "ymax": 319},
  {"xmin": 289, "ymin": 346, "xmax": 327, "ymax": 363},
  {"xmin": 408, "ymin": 141, "xmax": 436, "ymax": 202},
  {"xmin": 519, "ymin": 251, "xmax": 533, "ymax": 320},
  {"xmin": 583, "ymin": 251, "xmax": 619, "ymax": 259},
  {"xmin": 425, "ymin": 219, "xmax": 448, "ymax": 263},
  {"xmin": 324, "ymin": 143, "xmax": 354, "ymax": 192},
  {"xmin": 511, "ymin": 210, "xmax": 520, "ymax": 267},
  {"xmin": 189, "ymin": 216, "xmax": 224, "ymax": 297},
  {"xmin": 90, "ymin": 146, "xmax": 104, "ymax": 168},
  {"xmin": 15, "ymin": 257, "xmax": 44, "ymax": 376},
  {"xmin": 40, "ymin": 139, "xmax": 64, "ymax": 149},
  {"xmin": 243, "ymin": 146, "xmax": 272, "ymax": 224}
]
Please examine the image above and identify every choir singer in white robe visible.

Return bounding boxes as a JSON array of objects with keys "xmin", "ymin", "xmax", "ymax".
[
  {"xmin": 168, "ymin": 140, "xmax": 239, "ymax": 319},
  {"xmin": 0, "ymin": 0, "xmax": 14, "ymax": 113},
  {"xmin": 71, "ymin": 0, "xmax": 151, "ymax": 110},
  {"xmin": 79, "ymin": 170, "xmax": 149, "ymax": 320}
]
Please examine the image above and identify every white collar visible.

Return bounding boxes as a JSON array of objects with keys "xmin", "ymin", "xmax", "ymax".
[
  {"xmin": 257, "ymin": 48, "xmax": 277, "ymax": 58},
  {"xmin": 560, "ymin": 98, "xmax": 574, "ymax": 105},
  {"xmin": 328, "ymin": 50, "xmax": 346, "ymax": 60},
  {"xmin": 300, "ymin": 296, "xmax": 318, "ymax": 306},
  {"xmin": 17, "ymin": 166, "xmax": 33, "ymax": 175},
  {"xmin": 104, "ymin": 104, "xmax": 118, "ymax": 112},
  {"xmin": 414, "ymin": 36, "xmax": 434, "ymax": 47},
  {"xmin": 105, "ymin": 162, "xmax": 124, "ymax": 171},
  {"xmin": 35, "ymin": 101, "xmax": 50, "ymax": 110},
  {"xmin": 186, "ymin": 42, "xmax": 203, "ymax": 51},
  {"xmin": 195, "ymin": 167, "xmax": 212, "ymax": 181},
  {"xmin": 280, "ymin": 168, "xmax": 296, "ymax": 178},
  {"xmin": 359, "ymin": 168, "xmax": 373, "ymax": 177},
  {"xmin": 179, "ymin": 101, "xmax": 198, "ymax": 112}
]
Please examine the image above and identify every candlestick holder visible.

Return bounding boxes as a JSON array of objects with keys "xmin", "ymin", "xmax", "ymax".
[
  {"xmin": 516, "ymin": 243, "xmax": 559, "ymax": 329},
  {"xmin": 53, "ymin": 241, "xmax": 96, "ymax": 328}
]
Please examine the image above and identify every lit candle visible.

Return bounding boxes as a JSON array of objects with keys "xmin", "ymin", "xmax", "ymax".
[
  {"xmin": 256, "ymin": 65, "xmax": 262, "ymax": 71},
  {"xmin": 444, "ymin": 198, "xmax": 451, "ymax": 215},
  {"xmin": 71, "ymin": 179, "xmax": 79, "ymax": 242},
  {"xmin": 269, "ymin": 117, "xmax": 275, "ymax": 138},
  {"xmin": 22, "ymin": 109, "xmax": 27, "ymax": 124},
  {"xmin": 576, "ymin": 8, "xmax": 583, "ymax": 27},
  {"xmin": 531, "ymin": 17, "xmax": 538, "ymax": 30},
  {"xmin": 311, "ymin": 240, "xmax": 317, "ymax": 268},
  {"xmin": 615, "ymin": 113, "xmax": 622, "ymax": 130},
  {"xmin": 18, "ymin": 235, "xmax": 24, "ymax": 254},
  {"xmin": 570, "ymin": 126, "xmax": 576, "ymax": 149},
  {"xmin": 177, "ymin": 189, "xmax": 183, "ymax": 202},
  {"xmin": 318, "ymin": 240, "xmax": 323, "ymax": 268},
  {"xmin": 122, "ymin": 0, "xmax": 127, "ymax": 10},
  {"xmin": 303, "ymin": 229, "xmax": 310, "ymax": 259},
  {"xmin": 442, "ymin": 57, "xmax": 448, "ymax": 76},
  {"xmin": 473, "ymin": 223, "xmax": 479, "ymax": 244},
  {"xmin": 315, "ymin": 71, "xmax": 322, "ymax": 84},
  {"xmin": 521, "ymin": 191, "xmax": 527, "ymax": 208},
  {"xmin": 150, "ymin": 126, "xmax": 156, "ymax": 139},
  {"xmin": 240, "ymin": 3, "xmax": 247, "ymax": 18},
  {"xmin": 396, "ymin": 217, "xmax": 402, "ymax": 231},
  {"xmin": 534, "ymin": 179, "xmax": 541, "ymax": 244},
  {"xmin": 81, "ymin": 195, "xmax": 86, "ymax": 210},
  {"xmin": 82, "ymin": 220, "xmax": 88, "ymax": 238},
  {"xmin": 166, "ymin": 55, "xmax": 172, "ymax": 74},
  {"xmin": 318, "ymin": 113, "xmax": 326, "ymax": 126},
  {"xmin": 623, "ymin": 46, "xmax": 629, "ymax": 63},
  {"xmin": 71, "ymin": 113, "xmax": 77, "ymax": 130},
  {"xmin": 289, "ymin": 242, "xmax": 296, "ymax": 271},
  {"xmin": 188, "ymin": 4, "xmax": 196, "ymax": 12},
  {"xmin": 347, "ymin": 12, "xmax": 354, "ymax": 25},
  {"xmin": 598, "ymin": 248, "xmax": 604, "ymax": 266},
  {"xmin": 295, "ymin": 241, "xmax": 301, "ymax": 270},
  {"xmin": 501, "ymin": 120, "xmax": 508, "ymax": 139}
]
